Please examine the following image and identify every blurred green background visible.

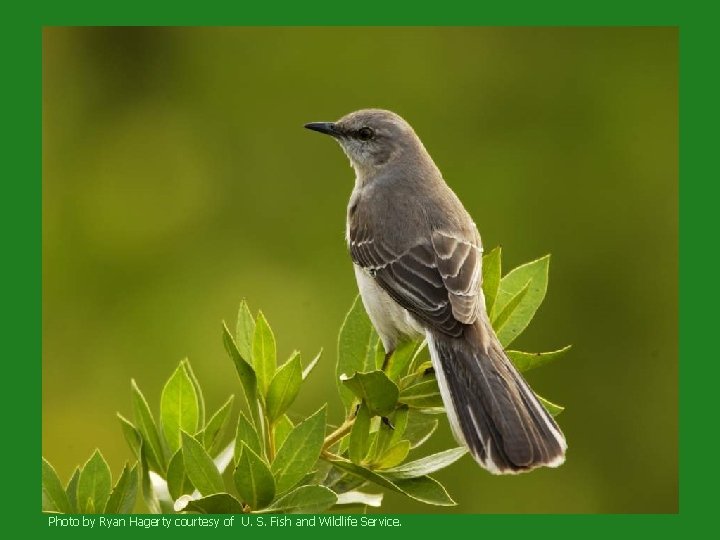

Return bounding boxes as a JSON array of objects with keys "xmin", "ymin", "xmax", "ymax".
[{"xmin": 42, "ymin": 27, "xmax": 677, "ymax": 513}]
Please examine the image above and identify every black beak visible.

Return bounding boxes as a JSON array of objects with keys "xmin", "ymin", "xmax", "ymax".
[{"xmin": 304, "ymin": 122, "xmax": 340, "ymax": 137}]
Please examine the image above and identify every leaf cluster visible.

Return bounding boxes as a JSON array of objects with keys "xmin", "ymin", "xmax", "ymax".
[{"xmin": 42, "ymin": 248, "xmax": 569, "ymax": 513}]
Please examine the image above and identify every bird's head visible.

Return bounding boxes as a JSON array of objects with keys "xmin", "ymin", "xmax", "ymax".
[{"xmin": 305, "ymin": 109, "xmax": 428, "ymax": 177}]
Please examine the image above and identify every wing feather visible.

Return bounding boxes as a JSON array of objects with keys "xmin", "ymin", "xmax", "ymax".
[{"xmin": 349, "ymin": 213, "xmax": 483, "ymax": 335}]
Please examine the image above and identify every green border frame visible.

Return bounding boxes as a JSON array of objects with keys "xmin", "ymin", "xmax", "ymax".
[{"xmin": 14, "ymin": 0, "xmax": 706, "ymax": 537}]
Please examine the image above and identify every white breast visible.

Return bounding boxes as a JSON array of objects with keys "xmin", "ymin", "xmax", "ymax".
[{"xmin": 353, "ymin": 264, "xmax": 425, "ymax": 353}]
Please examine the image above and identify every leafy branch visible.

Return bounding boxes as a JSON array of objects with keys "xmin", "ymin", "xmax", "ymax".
[{"xmin": 42, "ymin": 247, "xmax": 570, "ymax": 513}]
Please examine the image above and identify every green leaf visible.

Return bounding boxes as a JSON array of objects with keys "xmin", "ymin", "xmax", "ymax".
[
  {"xmin": 340, "ymin": 370, "xmax": 399, "ymax": 416},
  {"xmin": 260, "ymin": 485, "xmax": 337, "ymax": 514},
  {"xmin": 388, "ymin": 407, "xmax": 409, "ymax": 447},
  {"xmin": 407, "ymin": 341, "xmax": 430, "ymax": 375},
  {"xmin": 323, "ymin": 466, "xmax": 364, "ymax": 493},
  {"xmin": 537, "ymin": 394, "xmax": 565, "ymax": 416},
  {"xmin": 181, "ymin": 359, "xmax": 205, "ymax": 427},
  {"xmin": 373, "ymin": 337, "xmax": 385, "ymax": 370},
  {"xmin": 507, "ymin": 345, "xmax": 572, "ymax": 373},
  {"xmin": 312, "ymin": 460, "xmax": 334, "ymax": 486},
  {"xmin": 337, "ymin": 296, "xmax": 379, "ymax": 413},
  {"xmin": 411, "ymin": 360, "xmax": 433, "ymax": 374},
  {"xmin": 252, "ymin": 311, "xmax": 277, "ymax": 396},
  {"xmin": 235, "ymin": 412, "xmax": 262, "ymax": 461},
  {"xmin": 385, "ymin": 340, "xmax": 421, "ymax": 381},
  {"xmin": 364, "ymin": 425, "xmax": 380, "ymax": 462},
  {"xmin": 235, "ymin": 299, "xmax": 256, "ymax": 363},
  {"xmin": 117, "ymin": 413, "xmax": 142, "ymax": 458},
  {"xmin": 482, "ymin": 246, "xmax": 502, "ymax": 314},
  {"xmin": 349, "ymin": 402, "xmax": 372, "ymax": 464},
  {"xmin": 491, "ymin": 254, "xmax": 550, "ymax": 347},
  {"xmin": 181, "ymin": 432, "xmax": 224, "ymax": 496},
  {"xmin": 302, "ymin": 349, "xmax": 322, "ymax": 380},
  {"xmin": 131, "ymin": 380, "xmax": 166, "ymax": 473},
  {"xmin": 184, "ymin": 493, "xmax": 244, "ymax": 514},
  {"xmin": 266, "ymin": 352, "xmax": 302, "ymax": 422},
  {"xmin": 65, "ymin": 467, "xmax": 80, "ymax": 513},
  {"xmin": 392, "ymin": 475, "xmax": 455, "ymax": 506},
  {"xmin": 328, "ymin": 459, "xmax": 455, "ymax": 506},
  {"xmin": 492, "ymin": 280, "xmax": 530, "ymax": 339},
  {"xmin": 104, "ymin": 463, "xmax": 139, "ymax": 514},
  {"xmin": 77, "ymin": 450, "xmax": 112, "ymax": 514},
  {"xmin": 201, "ymin": 395, "xmax": 235, "ymax": 456},
  {"xmin": 383, "ymin": 447, "xmax": 468, "ymax": 479},
  {"xmin": 274, "ymin": 415, "xmax": 294, "ymax": 449},
  {"xmin": 374, "ymin": 440, "xmax": 411, "ymax": 469},
  {"xmin": 234, "ymin": 443, "xmax": 276, "ymax": 510},
  {"xmin": 167, "ymin": 449, "xmax": 192, "ymax": 501},
  {"xmin": 415, "ymin": 407, "xmax": 446, "ymax": 415},
  {"xmin": 399, "ymin": 376, "xmax": 443, "ymax": 408},
  {"xmin": 222, "ymin": 322, "xmax": 258, "ymax": 418},
  {"xmin": 161, "ymin": 363, "xmax": 200, "ymax": 453},
  {"xmin": 139, "ymin": 443, "xmax": 160, "ymax": 514},
  {"xmin": 372, "ymin": 410, "xmax": 400, "ymax": 460},
  {"xmin": 271, "ymin": 406, "xmax": 326, "ymax": 494},
  {"xmin": 404, "ymin": 411, "xmax": 439, "ymax": 449},
  {"xmin": 42, "ymin": 458, "xmax": 72, "ymax": 513}
]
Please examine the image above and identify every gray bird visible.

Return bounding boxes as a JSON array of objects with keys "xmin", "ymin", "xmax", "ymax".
[{"xmin": 305, "ymin": 109, "xmax": 566, "ymax": 474}]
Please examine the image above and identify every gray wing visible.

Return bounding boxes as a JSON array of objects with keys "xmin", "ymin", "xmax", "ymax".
[
  {"xmin": 349, "ymin": 217, "xmax": 483, "ymax": 337},
  {"xmin": 431, "ymin": 230, "xmax": 483, "ymax": 324}
]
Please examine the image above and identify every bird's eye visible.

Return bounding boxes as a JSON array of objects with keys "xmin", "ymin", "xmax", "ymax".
[{"xmin": 357, "ymin": 127, "xmax": 375, "ymax": 141}]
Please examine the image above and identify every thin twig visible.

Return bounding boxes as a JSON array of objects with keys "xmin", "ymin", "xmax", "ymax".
[
  {"xmin": 322, "ymin": 417, "xmax": 355, "ymax": 450},
  {"xmin": 320, "ymin": 449, "xmax": 346, "ymax": 461}
]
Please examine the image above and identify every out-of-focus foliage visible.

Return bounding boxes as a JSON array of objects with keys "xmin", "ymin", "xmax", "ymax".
[{"xmin": 42, "ymin": 27, "xmax": 678, "ymax": 513}]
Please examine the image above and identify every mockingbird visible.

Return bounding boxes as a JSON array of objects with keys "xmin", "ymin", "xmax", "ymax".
[{"xmin": 305, "ymin": 109, "xmax": 566, "ymax": 474}]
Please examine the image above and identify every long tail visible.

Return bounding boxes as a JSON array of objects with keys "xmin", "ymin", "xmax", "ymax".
[{"xmin": 426, "ymin": 315, "xmax": 567, "ymax": 474}]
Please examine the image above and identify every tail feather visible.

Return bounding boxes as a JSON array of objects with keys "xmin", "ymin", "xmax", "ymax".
[{"xmin": 427, "ymin": 318, "xmax": 567, "ymax": 474}]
